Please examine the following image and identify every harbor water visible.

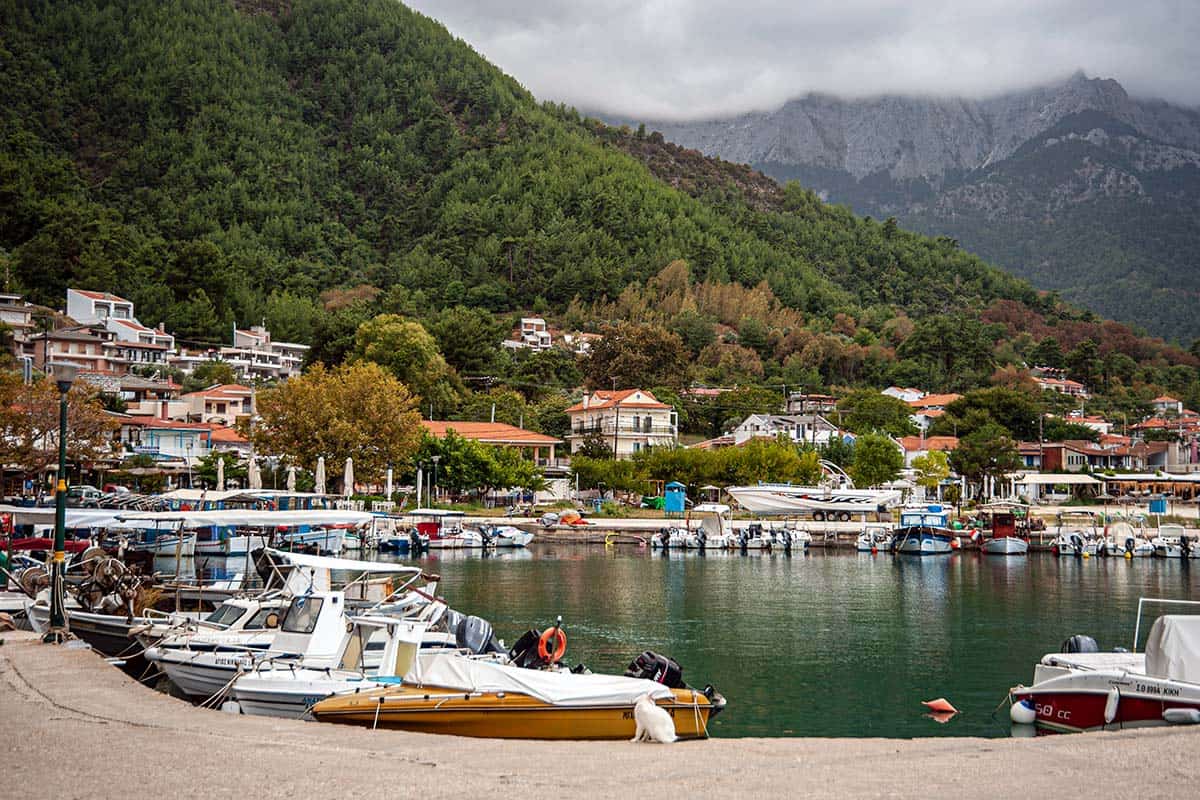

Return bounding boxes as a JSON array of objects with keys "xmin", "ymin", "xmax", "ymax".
[
  {"xmin": 398, "ymin": 547, "xmax": 1199, "ymax": 738},
  {"xmin": 191, "ymin": 547, "xmax": 1199, "ymax": 738}
]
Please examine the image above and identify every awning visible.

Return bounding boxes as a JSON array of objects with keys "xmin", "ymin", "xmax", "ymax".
[{"xmin": 1009, "ymin": 474, "xmax": 1101, "ymax": 485}]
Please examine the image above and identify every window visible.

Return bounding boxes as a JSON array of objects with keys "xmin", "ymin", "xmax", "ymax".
[
  {"xmin": 280, "ymin": 596, "xmax": 324, "ymax": 633},
  {"xmin": 203, "ymin": 603, "xmax": 247, "ymax": 629},
  {"xmin": 243, "ymin": 607, "xmax": 281, "ymax": 630}
]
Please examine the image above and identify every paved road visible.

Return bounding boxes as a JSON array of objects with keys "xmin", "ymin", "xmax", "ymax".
[{"xmin": 2, "ymin": 632, "xmax": 1197, "ymax": 799}]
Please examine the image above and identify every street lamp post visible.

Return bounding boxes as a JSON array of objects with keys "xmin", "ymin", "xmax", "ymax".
[
  {"xmin": 46, "ymin": 361, "xmax": 78, "ymax": 643},
  {"xmin": 431, "ymin": 455, "xmax": 441, "ymax": 505}
]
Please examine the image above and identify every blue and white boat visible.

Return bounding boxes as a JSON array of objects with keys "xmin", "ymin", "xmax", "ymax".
[{"xmin": 893, "ymin": 505, "xmax": 955, "ymax": 556}]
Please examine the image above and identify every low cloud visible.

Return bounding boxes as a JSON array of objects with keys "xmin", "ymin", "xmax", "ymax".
[{"xmin": 407, "ymin": 0, "xmax": 1200, "ymax": 119}]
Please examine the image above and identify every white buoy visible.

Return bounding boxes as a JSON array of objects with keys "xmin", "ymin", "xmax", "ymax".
[
  {"xmin": 1104, "ymin": 688, "xmax": 1120, "ymax": 724},
  {"xmin": 1163, "ymin": 708, "xmax": 1200, "ymax": 725},
  {"xmin": 221, "ymin": 701, "xmax": 243, "ymax": 715},
  {"xmin": 1010, "ymin": 697, "xmax": 1037, "ymax": 725}
]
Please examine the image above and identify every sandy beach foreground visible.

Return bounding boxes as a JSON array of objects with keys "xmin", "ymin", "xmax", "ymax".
[{"xmin": 2, "ymin": 630, "xmax": 1195, "ymax": 799}]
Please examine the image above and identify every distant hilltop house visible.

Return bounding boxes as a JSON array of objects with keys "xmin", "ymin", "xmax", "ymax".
[
  {"xmin": 502, "ymin": 317, "xmax": 553, "ymax": 352},
  {"xmin": 1030, "ymin": 367, "xmax": 1089, "ymax": 398},
  {"xmin": 785, "ymin": 392, "xmax": 837, "ymax": 415},
  {"xmin": 170, "ymin": 325, "xmax": 307, "ymax": 382},
  {"xmin": 904, "ymin": 392, "xmax": 962, "ymax": 431},
  {"xmin": 896, "ymin": 435, "xmax": 959, "ymax": 468},
  {"xmin": 565, "ymin": 389, "xmax": 678, "ymax": 459},
  {"xmin": 1152, "ymin": 395, "xmax": 1185, "ymax": 416},
  {"xmin": 66, "ymin": 288, "xmax": 175, "ymax": 350},
  {"xmin": 882, "ymin": 386, "xmax": 925, "ymax": 403}
]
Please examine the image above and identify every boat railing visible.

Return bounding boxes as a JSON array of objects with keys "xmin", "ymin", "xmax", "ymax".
[{"xmin": 1133, "ymin": 597, "xmax": 1200, "ymax": 651}]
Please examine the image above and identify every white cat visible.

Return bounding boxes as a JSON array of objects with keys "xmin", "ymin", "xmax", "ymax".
[{"xmin": 630, "ymin": 692, "xmax": 677, "ymax": 743}]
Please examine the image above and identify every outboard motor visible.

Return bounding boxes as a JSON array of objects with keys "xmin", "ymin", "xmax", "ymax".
[
  {"xmin": 696, "ymin": 529, "xmax": 706, "ymax": 552},
  {"xmin": 625, "ymin": 651, "xmax": 685, "ymax": 688},
  {"xmin": 509, "ymin": 629, "xmax": 547, "ymax": 668},
  {"xmin": 1182, "ymin": 535, "xmax": 1192, "ymax": 557},
  {"xmin": 738, "ymin": 530, "xmax": 749, "ymax": 553},
  {"xmin": 781, "ymin": 529, "xmax": 792, "ymax": 554},
  {"xmin": 1070, "ymin": 533, "xmax": 1084, "ymax": 557},
  {"xmin": 1125, "ymin": 537, "xmax": 1135, "ymax": 555},
  {"xmin": 480, "ymin": 527, "xmax": 494, "ymax": 548},
  {"xmin": 457, "ymin": 615, "xmax": 505, "ymax": 655},
  {"xmin": 1061, "ymin": 634, "xmax": 1100, "ymax": 654},
  {"xmin": 409, "ymin": 529, "xmax": 424, "ymax": 554}
]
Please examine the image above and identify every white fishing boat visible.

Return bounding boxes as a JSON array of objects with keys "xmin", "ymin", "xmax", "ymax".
[
  {"xmin": 893, "ymin": 506, "xmax": 955, "ymax": 556},
  {"xmin": 856, "ymin": 525, "xmax": 894, "ymax": 552},
  {"xmin": 144, "ymin": 550, "xmax": 434, "ymax": 699},
  {"xmin": 481, "ymin": 524, "xmax": 535, "ymax": 548},
  {"xmin": 1010, "ymin": 599, "xmax": 1200, "ymax": 732},
  {"xmin": 979, "ymin": 505, "xmax": 1029, "ymax": 555},
  {"xmin": 725, "ymin": 484, "xmax": 901, "ymax": 521},
  {"xmin": 230, "ymin": 614, "xmax": 429, "ymax": 718},
  {"xmin": 1047, "ymin": 511, "xmax": 1102, "ymax": 557},
  {"xmin": 409, "ymin": 509, "xmax": 478, "ymax": 549},
  {"xmin": 1098, "ymin": 520, "xmax": 1154, "ymax": 557},
  {"xmin": 1150, "ymin": 524, "xmax": 1200, "ymax": 558},
  {"xmin": 650, "ymin": 527, "xmax": 691, "ymax": 549}
]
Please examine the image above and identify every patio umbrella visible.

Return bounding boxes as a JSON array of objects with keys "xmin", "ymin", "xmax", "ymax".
[
  {"xmin": 343, "ymin": 457, "xmax": 354, "ymax": 497},
  {"xmin": 314, "ymin": 456, "xmax": 326, "ymax": 495},
  {"xmin": 385, "ymin": 467, "xmax": 393, "ymax": 502},
  {"xmin": 248, "ymin": 457, "xmax": 262, "ymax": 490},
  {"xmin": 216, "ymin": 457, "xmax": 225, "ymax": 492},
  {"xmin": 286, "ymin": 465, "xmax": 296, "ymax": 493}
]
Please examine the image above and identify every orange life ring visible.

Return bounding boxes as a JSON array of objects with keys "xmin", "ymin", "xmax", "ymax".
[{"xmin": 537, "ymin": 627, "xmax": 567, "ymax": 664}]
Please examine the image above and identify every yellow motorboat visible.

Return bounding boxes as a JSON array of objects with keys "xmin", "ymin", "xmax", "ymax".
[{"xmin": 311, "ymin": 651, "xmax": 725, "ymax": 740}]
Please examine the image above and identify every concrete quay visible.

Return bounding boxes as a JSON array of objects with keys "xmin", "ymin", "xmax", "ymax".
[{"xmin": 2, "ymin": 631, "xmax": 1197, "ymax": 799}]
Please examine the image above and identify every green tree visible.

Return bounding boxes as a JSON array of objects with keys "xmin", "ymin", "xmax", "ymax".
[
  {"xmin": 264, "ymin": 291, "xmax": 321, "ymax": 345},
  {"xmin": 911, "ymin": 449, "xmax": 950, "ymax": 494},
  {"xmin": 196, "ymin": 451, "xmax": 248, "ymax": 488},
  {"xmin": 848, "ymin": 431, "xmax": 903, "ymax": 488},
  {"xmin": 183, "ymin": 359, "xmax": 238, "ymax": 392},
  {"xmin": 575, "ymin": 433, "xmax": 613, "ymax": 459},
  {"xmin": 428, "ymin": 306, "xmax": 508, "ymax": 374},
  {"xmin": 1065, "ymin": 339, "xmax": 1102, "ymax": 390},
  {"xmin": 1028, "ymin": 336, "xmax": 1065, "ymax": 369},
  {"xmin": 949, "ymin": 423, "xmax": 1021, "ymax": 495},
  {"xmin": 896, "ymin": 315, "xmax": 995, "ymax": 388},
  {"xmin": 353, "ymin": 314, "xmax": 462, "ymax": 413},
  {"xmin": 837, "ymin": 389, "xmax": 918, "ymax": 437},
  {"xmin": 933, "ymin": 387, "xmax": 1041, "ymax": 440}
]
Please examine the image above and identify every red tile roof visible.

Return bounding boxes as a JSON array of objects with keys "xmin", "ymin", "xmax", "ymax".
[
  {"xmin": 421, "ymin": 421, "xmax": 562, "ymax": 446},
  {"xmin": 183, "ymin": 383, "xmax": 254, "ymax": 399},
  {"xmin": 897, "ymin": 435, "xmax": 958, "ymax": 452},
  {"xmin": 74, "ymin": 289, "xmax": 130, "ymax": 303},
  {"xmin": 907, "ymin": 393, "xmax": 962, "ymax": 409},
  {"xmin": 565, "ymin": 389, "xmax": 670, "ymax": 412},
  {"xmin": 207, "ymin": 425, "xmax": 248, "ymax": 443}
]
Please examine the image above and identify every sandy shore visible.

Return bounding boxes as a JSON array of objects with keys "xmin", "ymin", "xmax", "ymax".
[{"xmin": 2, "ymin": 631, "xmax": 1197, "ymax": 799}]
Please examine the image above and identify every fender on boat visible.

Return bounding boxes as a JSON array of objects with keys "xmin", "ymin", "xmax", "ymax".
[
  {"xmin": 1104, "ymin": 687, "xmax": 1120, "ymax": 725},
  {"xmin": 1010, "ymin": 697, "xmax": 1036, "ymax": 725},
  {"xmin": 1163, "ymin": 708, "xmax": 1200, "ymax": 725}
]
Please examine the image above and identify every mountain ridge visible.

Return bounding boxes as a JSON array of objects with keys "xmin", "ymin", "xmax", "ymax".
[{"xmin": 616, "ymin": 74, "xmax": 1200, "ymax": 342}]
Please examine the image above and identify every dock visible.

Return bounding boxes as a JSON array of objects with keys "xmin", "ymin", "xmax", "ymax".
[{"xmin": 3, "ymin": 631, "xmax": 1196, "ymax": 799}]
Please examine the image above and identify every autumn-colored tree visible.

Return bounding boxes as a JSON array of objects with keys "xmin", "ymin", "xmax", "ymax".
[
  {"xmin": 248, "ymin": 362, "xmax": 422, "ymax": 487},
  {"xmin": 911, "ymin": 449, "xmax": 951, "ymax": 494},
  {"xmin": 583, "ymin": 322, "xmax": 690, "ymax": 390},
  {"xmin": 0, "ymin": 373, "xmax": 119, "ymax": 476}
]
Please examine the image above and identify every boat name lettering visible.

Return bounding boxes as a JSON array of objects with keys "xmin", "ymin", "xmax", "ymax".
[{"xmin": 1134, "ymin": 682, "xmax": 1179, "ymax": 696}]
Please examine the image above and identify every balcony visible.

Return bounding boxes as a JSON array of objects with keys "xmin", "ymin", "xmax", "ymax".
[{"xmin": 569, "ymin": 421, "xmax": 677, "ymax": 438}]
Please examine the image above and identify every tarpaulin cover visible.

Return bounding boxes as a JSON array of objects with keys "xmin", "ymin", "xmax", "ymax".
[
  {"xmin": 412, "ymin": 652, "xmax": 672, "ymax": 707},
  {"xmin": 1145, "ymin": 615, "xmax": 1200, "ymax": 683}
]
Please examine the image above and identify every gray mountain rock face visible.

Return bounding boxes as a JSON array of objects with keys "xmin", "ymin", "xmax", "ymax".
[
  {"xmin": 622, "ymin": 73, "xmax": 1200, "ymax": 341},
  {"xmin": 641, "ymin": 74, "xmax": 1198, "ymax": 181}
]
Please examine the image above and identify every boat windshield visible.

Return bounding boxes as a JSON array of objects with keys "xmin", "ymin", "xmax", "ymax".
[
  {"xmin": 280, "ymin": 596, "xmax": 324, "ymax": 634},
  {"xmin": 203, "ymin": 603, "xmax": 246, "ymax": 629},
  {"xmin": 900, "ymin": 512, "xmax": 946, "ymax": 528},
  {"xmin": 242, "ymin": 607, "xmax": 281, "ymax": 630}
]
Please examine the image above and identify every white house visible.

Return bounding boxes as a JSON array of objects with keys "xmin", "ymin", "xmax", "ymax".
[
  {"xmin": 731, "ymin": 413, "xmax": 844, "ymax": 447},
  {"xmin": 882, "ymin": 386, "xmax": 925, "ymax": 403},
  {"xmin": 565, "ymin": 389, "xmax": 677, "ymax": 459},
  {"xmin": 218, "ymin": 325, "xmax": 308, "ymax": 381},
  {"xmin": 1153, "ymin": 395, "xmax": 1185, "ymax": 416},
  {"xmin": 66, "ymin": 289, "xmax": 174, "ymax": 351}
]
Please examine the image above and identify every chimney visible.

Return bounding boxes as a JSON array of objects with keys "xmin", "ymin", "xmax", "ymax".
[{"xmin": 160, "ymin": 399, "xmax": 169, "ymax": 420}]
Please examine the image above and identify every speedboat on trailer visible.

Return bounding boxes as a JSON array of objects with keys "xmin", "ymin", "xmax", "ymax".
[
  {"xmin": 725, "ymin": 484, "xmax": 900, "ymax": 521},
  {"xmin": 1010, "ymin": 600, "xmax": 1200, "ymax": 732}
]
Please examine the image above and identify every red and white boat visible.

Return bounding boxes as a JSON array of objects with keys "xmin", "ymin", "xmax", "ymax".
[{"xmin": 1010, "ymin": 600, "xmax": 1200, "ymax": 732}]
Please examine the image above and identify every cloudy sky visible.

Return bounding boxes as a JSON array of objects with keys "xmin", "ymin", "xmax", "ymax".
[{"xmin": 406, "ymin": 0, "xmax": 1200, "ymax": 120}]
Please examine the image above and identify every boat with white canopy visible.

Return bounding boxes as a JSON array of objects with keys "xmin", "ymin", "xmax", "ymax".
[{"xmin": 726, "ymin": 484, "xmax": 901, "ymax": 520}]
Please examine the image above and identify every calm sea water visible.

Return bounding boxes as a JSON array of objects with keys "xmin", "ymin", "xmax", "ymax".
[{"xmin": 388, "ymin": 546, "xmax": 1199, "ymax": 738}]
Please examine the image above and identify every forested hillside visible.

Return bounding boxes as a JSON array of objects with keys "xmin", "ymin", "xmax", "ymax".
[{"xmin": 1, "ymin": 0, "xmax": 1194, "ymax": 401}]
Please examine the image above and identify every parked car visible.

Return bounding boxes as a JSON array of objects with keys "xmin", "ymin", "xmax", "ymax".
[{"xmin": 65, "ymin": 485, "xmax": 102, "ymax": 507}]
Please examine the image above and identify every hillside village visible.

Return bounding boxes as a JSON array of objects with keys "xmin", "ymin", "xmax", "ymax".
[{"xmin": 4, "ymin": 286, "xmax": 1200, "ymax": 506}]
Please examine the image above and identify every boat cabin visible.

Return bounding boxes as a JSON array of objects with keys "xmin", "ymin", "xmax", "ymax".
[
  {"xmin": 407, "ymin": 508, "xmax": 466, "ymax": 542},
  {"xmin": 898, "ymin": 506, "xmax": 950, "ymax": 529},
  {"xmin": 689, "ymin": 503, "xmax": 733, "ymax": 539}
]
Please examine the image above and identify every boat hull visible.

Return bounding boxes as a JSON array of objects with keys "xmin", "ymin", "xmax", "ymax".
[
  {"xmin": 27, "ymin": 602, "xmax": 153, "ymax": 676},
  {"xmin": 894, "ymin": 530, "xmax": 953, "ymax": 556},
  {"xmin": 1013, "ymin": 678, "xmax": 1200, "ymax": 733},
  {"xmin": 312, "ymin": 686, "xmax": 716, "ymax": 740},
  {"xmin": 982, "ymin": 536, "xmax": 1028, "ymax": 555}
]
